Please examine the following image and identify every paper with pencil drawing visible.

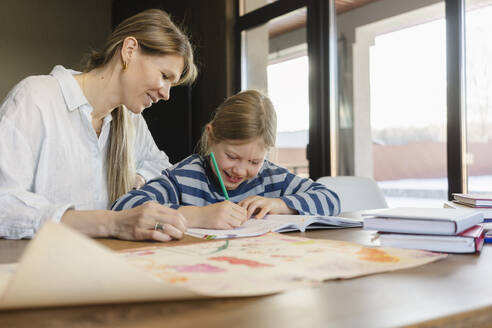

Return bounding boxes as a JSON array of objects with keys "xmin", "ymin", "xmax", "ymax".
[
  {"xmin": 186, "ymin": 214, "xmax": 362, "ymax": 239},
  {"xmin": 0, "ymin": 221, "xmax": 445, "ymax": 310}
]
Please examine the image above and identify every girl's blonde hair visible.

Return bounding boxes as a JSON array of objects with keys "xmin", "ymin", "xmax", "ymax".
[
  {"xmin": 84, "ymin": 9, "xmax": 197, "ymax": 205},
  {"xmin": 198, "ymin": 90, "xmax": 277, "ymax": 155}
]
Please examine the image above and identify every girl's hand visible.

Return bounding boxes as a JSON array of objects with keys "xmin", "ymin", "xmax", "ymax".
[
  {"xmin": 132, "ymin": 174, "xmax": 146, "ymax": 190},
  {"xmin": 111, "ymin": 202, "xmax": 187, "ymax": 242},
  {"xmin": 179, "ymin": 201, "xmax": 248, "ymax": 229},
  {"xmin": 238, "ymin": 196, "xmax": 297, "ymax": 219}
]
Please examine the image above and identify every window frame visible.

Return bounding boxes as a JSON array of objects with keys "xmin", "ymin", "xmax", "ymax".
[
  {"xmin": 236, "ymin": 0, "xmax": 338, "ymax": 180},
  {"xmin": 236, "ymin": 0, "xmax": 467, "ymax": 197}
]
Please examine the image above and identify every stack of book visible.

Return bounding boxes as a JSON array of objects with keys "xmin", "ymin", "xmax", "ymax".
[
  {"xmin": 363, "ymin": 207, "xmax": 485, "ymax": 253},
  {"xmin": 452, "ymin": 193, "xmax": 492, "ymax": 207},
  {"xmin": 445, "ymin": 193, "xmax": 492, "ymax": 244}
]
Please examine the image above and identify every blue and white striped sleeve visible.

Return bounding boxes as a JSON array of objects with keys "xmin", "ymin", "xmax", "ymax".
[
  {"xmin": 280, "ymin": 172, "xmax": 340, "ymax": 216},
  {"xmin": 111, "ymin": 171, "xmax": 181, "ymax": 211}
]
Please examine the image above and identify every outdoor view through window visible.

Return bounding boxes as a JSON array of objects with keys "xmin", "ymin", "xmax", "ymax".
[
  {"xmin": 266, "ymin": 3, "xmax": 492, "ymax": 207},
  {"xmin": 268, "ymin": 55, "xmax": 309, "ymax": 178}
]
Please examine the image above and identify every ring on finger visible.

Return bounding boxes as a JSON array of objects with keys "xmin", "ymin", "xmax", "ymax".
[{"xmin": 154, "ymin": 222, "xmax": 165, "ymax": 232}]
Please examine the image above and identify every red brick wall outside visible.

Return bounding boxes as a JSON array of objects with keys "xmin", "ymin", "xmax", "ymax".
[
  {"xmin": 373, "ymin": 140, "xmax": 492, "ymax": 181},
  {"xmin": 269, "ymin": 147, "xmax": 309, "ymax": 177},
  {"xmin": 373, "ymin": 141, "xmax": 447, "ymax": 181},
  {"xmin": 272, "ymin": 140, "xmax": 492, "ymax": 181}
]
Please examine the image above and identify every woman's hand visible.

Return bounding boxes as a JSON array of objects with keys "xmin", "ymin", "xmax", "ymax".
[
  {"xmin": 238, "ymin": 196, "xmax": 297, "ymax": 219},
  {"xmin": 178, "ymin": 201, "xmax": 248, "ymax": 229},
  {"xmin": 111, "ymin": 202, "xmax": 187, "ymax": 242}
]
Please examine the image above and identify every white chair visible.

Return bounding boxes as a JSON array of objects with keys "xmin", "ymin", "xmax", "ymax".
[{"xmin": 316, "ymin": 176, "xmax": 388, "ymax": 212}]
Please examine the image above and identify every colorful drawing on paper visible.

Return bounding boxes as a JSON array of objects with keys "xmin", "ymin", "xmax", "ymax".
[
  {"xmin": 208, "ymin": 256, "xmax": 272, "ymax": 268},
  {"xmin": 356, "ymin": 248, "xmax": 400, "ymax": 263},
  {"xmin": 121, "ymin": 232, "xmax": 446, "ymax": 297},
  {"xmin": 209, "ymin": 240, "xmax": 229, "ymax": 254},
  {"xmin": 171, "ymin": 264, "xmax": 226, "ymax": 273}
]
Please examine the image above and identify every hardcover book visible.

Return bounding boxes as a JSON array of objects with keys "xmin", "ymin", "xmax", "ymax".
[
  {"xmin": 444, "ymin": 200, "xmax": 492, "ymax": 220},
  {"xmin": 362, "ymin": 207, "xmax": 483, "ymax": 235},
  {"xmin": 378, "ymin": 225, "xmax": 485, "ymax": 253},
  {"xmin": 452, "ymin": 193, "xmax": 492, "ymax": 207},
  {"xmin": 486, "ymin": 231, "xmax": 492, "ymax": 243}
]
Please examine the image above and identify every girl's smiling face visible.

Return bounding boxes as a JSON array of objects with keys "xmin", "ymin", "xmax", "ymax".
[{"xmin": 209, "ymin": 137, "xmax": 268, "ymax": 190}]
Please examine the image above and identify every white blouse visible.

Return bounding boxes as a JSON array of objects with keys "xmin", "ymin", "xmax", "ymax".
[{"xmin": 0, "ymin": 65, "xmax": 171, "ymax": 239}]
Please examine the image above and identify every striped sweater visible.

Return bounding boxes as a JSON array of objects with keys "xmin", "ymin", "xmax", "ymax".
[{"xmin": 112, "ymin": 154, "xmax": 340, "ymax": 216}]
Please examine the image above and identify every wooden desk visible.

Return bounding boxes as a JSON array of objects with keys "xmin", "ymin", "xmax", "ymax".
[{"xmin": 1, "ymin": 220, "xmax": 491, "ymax": 327}]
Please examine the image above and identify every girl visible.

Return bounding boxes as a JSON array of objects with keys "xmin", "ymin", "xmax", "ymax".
[
  {"xmin": 0, "ymin": 9, "xmax": 196, "ymax": 241},
  {"xmin": 113, "ymin": 90, "xmax": 340, "ymax": 231}
]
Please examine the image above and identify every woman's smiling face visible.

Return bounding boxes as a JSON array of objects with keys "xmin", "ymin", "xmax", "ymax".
[
  {"xmin": 120, "ymin": 48, "xmax": 184, "ymax": 114},
  {"xmin": 209, "ymin": 137, "xmax": 267, "ymax": 190}
]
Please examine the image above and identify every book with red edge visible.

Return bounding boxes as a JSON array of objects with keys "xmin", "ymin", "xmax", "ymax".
[
  {"xmin": 378, "ymin": 224, "xmax": 485, "ymax": 253},
  {"xmin": 452, "ymin": 193, "xmax": 492, "ymax": 207}
]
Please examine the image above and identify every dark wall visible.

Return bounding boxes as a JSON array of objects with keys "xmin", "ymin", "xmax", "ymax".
[
  {"xmin": 0, "ymin": 0, "xmax": 111, "ymax": 101},
  {"xmin": 112, "ymin": 0, "xmax": 237, "ymax": 163}
]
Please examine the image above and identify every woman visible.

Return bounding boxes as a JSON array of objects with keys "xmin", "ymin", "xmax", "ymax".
[{"xmin": 0, "ymin": 9, "xmax": 197, "ymax": 241}]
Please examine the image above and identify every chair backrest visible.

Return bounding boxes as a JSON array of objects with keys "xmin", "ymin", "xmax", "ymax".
[{"xmin": 316, "ymin": 176, "xmax": 388, "ymax": 212}]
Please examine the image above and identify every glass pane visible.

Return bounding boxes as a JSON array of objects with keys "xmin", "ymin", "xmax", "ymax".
[
  {"xmin": 371, "ymin": 20, "xmax": 447, "ymax": 207},
  {"xmin": 465, "ymin": 0, "xmax": 492, "ymax": 195},
  {"xmin": 241, "ymin": 7, "xmax": 308, "ymax": 177},
  {"xmin": 339, "ymin": 2, "xmax": 447, "ymax": 207}
]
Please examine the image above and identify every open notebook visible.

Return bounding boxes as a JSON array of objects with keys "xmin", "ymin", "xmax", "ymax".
[{"xmin": 186, "ymin": 214, "xmax": 362, "ymax": 239}]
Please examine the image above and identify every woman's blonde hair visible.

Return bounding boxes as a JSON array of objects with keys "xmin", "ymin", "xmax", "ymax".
[
  {"xmin": 198, "ymin": 90, "xmax": 277, "ymax": 155},
  {"xmin": 84, "ymin": 9, "xmax": 197, "ymax": 205}
]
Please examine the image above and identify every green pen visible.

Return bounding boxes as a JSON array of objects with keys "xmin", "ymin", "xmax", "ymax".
[{"xmin": 210, "ymin": 152, "xmax": 230, "ymax": 200}]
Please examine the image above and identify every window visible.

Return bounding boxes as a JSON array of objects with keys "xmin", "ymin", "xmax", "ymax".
[
  {"xmin": 371, "ymin": 19, "xmax": 447, "ymax": 207},
  {"xmin": 241, "ymin": 7, "xmax": 309, "ymax": 176},
  {"xmin": 268, "ymin": 53, "xmax": 309, "ymax": 177},
  {"xmin": 465, "ymin": 1, "xmax": 492, "ymax": 194},
  {"xmin": 341, "ymin": 1, "xmax": 447, "ymax": 207}
]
